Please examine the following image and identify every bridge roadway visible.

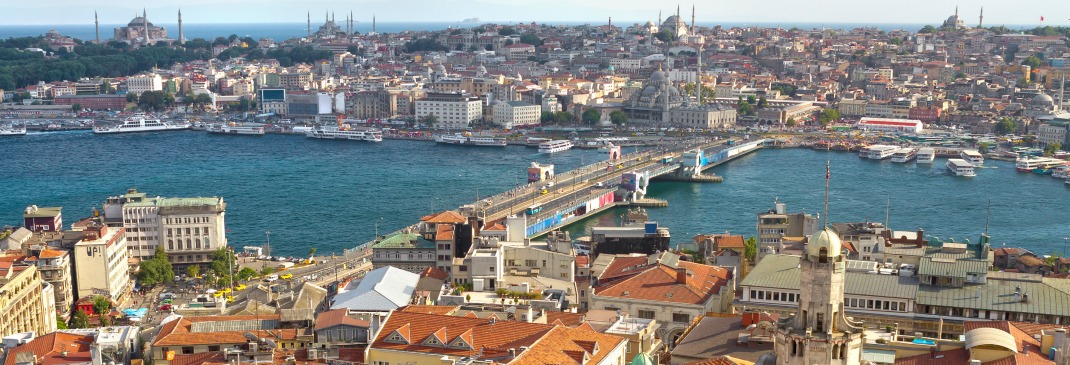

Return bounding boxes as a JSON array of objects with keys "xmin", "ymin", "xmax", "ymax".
[{"xmin": 345, "ymin": 138, "xmax": 756, "ymax": 254}]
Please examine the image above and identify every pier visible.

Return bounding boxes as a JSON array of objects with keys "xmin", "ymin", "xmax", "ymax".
[{"xmin": 348, "ymin": 137, "xmax": 768, "ymax": 252}]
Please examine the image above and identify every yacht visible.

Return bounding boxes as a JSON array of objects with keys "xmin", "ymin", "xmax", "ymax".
[
  {"xmin": 306, "ymin": 125, "xmax": 383, "ymax": 142},
  {"xmin": 93, "ymin": 114, "xmax": 191, "ymax": 134},
  {"xmin": 916, "ymin": 148, "xmax": 936, "ymax": 164},
  {"xmin": 890, "ymin": 148, "xmax": 917, "ymax": 163},
  {"xmin": 538, "ymin": 139, "xmax": 574, "ymax": 154},
  {"xmin": 206, "ymin": 122, "xmax": 265, "ymax": 136},
  {"xmin": 0, "ymin": 123, "xmax": 27, "ymax": 136},
  {"xmin": 946, "ymin": 158, "xmax": 977, "ymax": 177},
  {"xmin": 434, "ymin": 133, "xmax": 507, "ymax": 147},
  {"xmin": 959, "ymin": 149, "xmax": 984, "ymax": 167},
  {"xmin": 1052, "ymin": 166, "xmax": 1070, "ymax": 179},
  {"xmin": 860, "ymin": 145, "xmax": 899, "ymax": 160}
]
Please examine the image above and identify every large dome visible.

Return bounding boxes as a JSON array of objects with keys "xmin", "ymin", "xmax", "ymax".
[
  {"xmin": 627, "ymin": 70, "xmax": 683, "ymax": 108},
  {"xmin": 662, "ymin": 15, "xmax": 684, "ymax": 28},
  {"xmin": 1033, "ymin": 93, "xmax": 1055, "ymax": 105},
  {"xmin": 128, "ymin": 17, "xmax": 153, "ymax": 27},
  {"xmin": 807, "ymin": 228, "xmax": 842, "ymax": 258}
]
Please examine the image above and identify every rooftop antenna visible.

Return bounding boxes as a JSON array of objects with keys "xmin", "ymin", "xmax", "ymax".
[{"xmin": 823, "ymin": 157, "xmax": 830, "ymax": 228}]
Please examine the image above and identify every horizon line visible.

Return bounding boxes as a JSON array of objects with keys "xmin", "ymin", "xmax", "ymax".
[{"xmin": 2, "ymin": 20, "xmax": 1063, "ymax": 27}]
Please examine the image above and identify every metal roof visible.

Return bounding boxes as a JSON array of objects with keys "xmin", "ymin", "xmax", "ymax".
[
  {"xmin": 742, "ymin": 255, "xmax": 918, "ymax": 299},
  {"xmin": 373, "ymin": 233, "xmax": 434, "ymax": 249},
  {"xmin": 914, "ymin": 277, "xmax": 1070, "ymax": 317},
  {"xmin": 917, "ymin": 256, "xmax": 989, "ymax": 279},
  {"xmin": 330, "ymin": 266, "xmax": 419, "ymax": 311}
]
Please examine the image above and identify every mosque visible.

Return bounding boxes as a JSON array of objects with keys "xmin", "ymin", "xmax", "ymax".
[{"xmin": 112, "ymin": 9, "xmax": 170, "ymax": 45}]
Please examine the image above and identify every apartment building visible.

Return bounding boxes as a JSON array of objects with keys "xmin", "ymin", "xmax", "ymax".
[
  {"xmin": 492, "ymin": 100, "xmax": 540, "ymax": 129},
  {"xmin": 72, "ymin": 222, "xmax": 130, "ymax": 302},
  {"xmin": 415, "ymin": 92, "xmax": 483, "ymax": 129},
  {"xmin": 102, "ymin": 188, "xmax": 227, "ymax": 266},
  {"xmin": 0, "ymin": 261, "xmax": 54, "ymax": 338}
]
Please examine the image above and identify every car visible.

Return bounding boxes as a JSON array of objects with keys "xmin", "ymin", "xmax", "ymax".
[
  {"xmin": 212, "ymin": 292, "xmax": 223, "ymax": 298},
  {"xmin": 221, "ymin": 287, "xmax": 232, "ymax": 294},
  {"xmin": 265, "ymin": 275, "xmax": 279, "ymax": 282},
  {"xmin": 280, "ymin": 273, "xmax": 293, "ymax": 280},
  {"xmin": 235, "ymin": 284, "xmax": 247, "ymax": 291},
  {"xmin": 162, "ymin": 298, "xmax": 173, "ymax": 304},
  {"xmin": 226, "ymin": 296, "xmax": 235, "ymax": 303},
  {"xmin": 159, "ymin": 304, "xmax": 172, "ymax": 311}
]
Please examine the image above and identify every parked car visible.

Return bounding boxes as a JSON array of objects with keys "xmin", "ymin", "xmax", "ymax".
[{"xmin": 159, "ymin": 304, "xmax": 172, "ymax": 311}]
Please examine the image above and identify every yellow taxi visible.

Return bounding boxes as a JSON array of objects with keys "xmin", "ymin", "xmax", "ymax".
[
  {"xmin": 280, "ymin": 273, "xmax": 293, "ymax": 280},
  {"xmin": 226, "ymin": 296, "xmax": 235, "ymax": 303},
  {"xmin": 235, "ymin": 284, "xmax": 247, "ymax": 291},
  {"xmin": 212, "ymin": 291, "xmax": 223, "ymax": 298},
  {"xmin": 221, "ymin": 287, "xmax": 232, "ymax": 294}
]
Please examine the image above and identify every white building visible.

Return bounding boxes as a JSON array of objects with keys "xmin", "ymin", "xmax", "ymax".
[
  {"xmin": 102, "ymin": 188, "xmax": 227, "ymax": 267},
  {"xmin": 73, "ymin": 223, "xmax": 131, "ymax": 302},
  {"xmin": 126, "ymin": 73, "xmax": 163, "ymax": 94},
  {"xmin": 492, "ymin": 100, "xmax": 541, "ymax": 129},
  {"xmin": 542, "ymin": 94, "xmax": 561, "ymax": 114},
  {"xmin": 415, "ymin": 92, "xmax": 483, "ymax": 129},
  {"xmin": 856, "ymin": 117, "xmax": 924, "ymax": 134}
]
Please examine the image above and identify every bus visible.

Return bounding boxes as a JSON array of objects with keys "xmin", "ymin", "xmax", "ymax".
[{"xmin": 526, "ymin": 205, "xmax": 542, "ymax": 215}]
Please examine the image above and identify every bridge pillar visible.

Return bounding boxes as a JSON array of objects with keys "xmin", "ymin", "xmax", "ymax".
[
  {"xmin": 621, "ymin": 170, "xmax": 650, "ymax": 201},
  {"xmin": 676, "ymin": 149, "xmax": 704, "ymax": 177}
]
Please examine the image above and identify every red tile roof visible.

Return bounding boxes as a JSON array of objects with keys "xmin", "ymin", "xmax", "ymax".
[
  {"xmin": 419, "ymin": 266, "xmax": 449, "ymax": 281},
  {"xmin": 509, "ymin": 326, "xmax": 625, "ymax": 365},
  {"xmin": 315, "ymin": 308, "xmax": 370, "ymax": 331},
  {"xmin": 2, "ymin": 332, "xmax": 94, "ymax": 365},
  {"xmin": 435, "ymin": 224, "xmax": 455, "ymax": 241},
  {"xmin": 370, "ymin": 311, "xmax": 553, "ymax": 359},
  {"xmin": 154, "ymin": 316, "xmax": 303, "ymax": 347},
  {"xmin": 422, "ymin": 211, "xmax": 468, "ymax": 224},
  {"xmin": 594, "ymin": 261, "xmax": 731, "ymax": 305},
  {"xmin": 398, "ymin": 305, "xmax": 459, "ymax": 315},
  {"xmin": 597, "ymin": 255, "xmax": 650, "ymax": 283}
]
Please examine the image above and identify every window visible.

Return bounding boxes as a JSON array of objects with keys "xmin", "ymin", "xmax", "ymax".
[
  {"xmin": 182, "ymin": 347, "xmax": 194, "ymax": 354},
  {"xmin": 208, "ymin": 346, "xmax": 220, "ymax": 352},
  {"xmin": 638, "ymin": 310, "xmax": 656, "ymax": 319},
  {"xmin": 672, "ymin": 313, "xmax": 690, "ymax": 323},
  {"xmin": 815, "ymin": 313, "xmax": 824, "ymax": 332}
]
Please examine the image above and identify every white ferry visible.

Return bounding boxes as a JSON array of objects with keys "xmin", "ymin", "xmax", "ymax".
[
  {"xmin": 916, "ymin": 148, "xmax": 936, "ymax": 164},
  {"xmin": 890, "ymin": 148, "xmax": 917, "ymax": 163},
  {"xmin": 860, "ymin": 145, "xmax": 899, "ymax": 160},
  {"xmin": 538, "ymin": 139, "xmax": 574, "ymax": 154},
  {"xmin": 93, "ymin": 114, "xmax": 191, "ymax": 134},
  {"xmin": 0, "ymin": 124, "xmax": 27, "ymax": 136},
  {"xmin": 1052, "ymin": 166, "xmax": 1070, "ymax": 179},
  {"xmin": 1015, "ymin": 156, "xmax": 1063, "ymax": 173},
  {"xmin": 206, "ymin": 122, "xmax": 265, "ymax": 136},
  {"xmin": 434, "ymin": 133, "xmax": 507, "ymax": 147},
  {"xmin": 946, "ymin": 158, "xmax": 977, "ymax": 177},
  {"xmin": 959, "ymin": 149, "xmax": 984, "ymax": 167},
  {"xmin": 306, "ymin": 125, "xmax": 383, "ymax": 142},
  {"xmin": 525, "ymin": 137, "xmax": 551, "ymax": 147}
]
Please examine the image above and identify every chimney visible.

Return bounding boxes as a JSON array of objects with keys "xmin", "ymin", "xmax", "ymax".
[{"xmin": 676, "ymin": 267, "xmax": 688, "ymax": 284}]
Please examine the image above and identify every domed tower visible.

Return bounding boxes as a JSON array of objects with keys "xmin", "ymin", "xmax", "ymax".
[{"xmin": 773, "ymin": 161, "xmax": 864, "ymax": 365}]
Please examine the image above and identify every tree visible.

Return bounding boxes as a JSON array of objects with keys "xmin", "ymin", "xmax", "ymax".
[
  {"xmin": 746, "ymin": 95, "xmax": 757, "ymax": 105},
  {"xmin": 757, "ymin": 96, "xmax": 768, "ymax": 109},
  {"xmin": 738, "ymin": 102, "xmax": 755, "ymax": 116},
  {"xmin": 56, "ymin": 313, "xmax": 68, "ymax": 329},
  {"xmin": 498, "ymin": 27, "xmax": 517, "ymax": 36},
  {"xmin": 186, "ymin": 265, "xmax": 200, "ymax": 278},
  {"xmin": 465, "ymin": 294, "xmax": 472, "ymax": 303},
  {"xmin": 237, "ymin": 267, "xmax": 258, "ymax": 281},
  {"xmin": 467, "ymin": 44, "xmax": 478, "ymax": 52},
  {"xmin": 100, "ymin": 314, "xmax": 113, "ymax": 327},
  {"xmin": 126, "ymin": 92, "xmax": 138, "ymax": 103},
  {"xmin": 994, "ymin": 118, "xmax": 1017, "ymax": 135},
  {"xmin": 138, "ymin": 247, "xmax": 174, "ymax": 287},
  {"xmin": 655, "ymin": 29, "xmax": 677, "ymax": 43},
  {"xmin": 519, "ymin": 34, "xmax": 543, "ymax": 47},
  {"xmin": 582, "ymin": 109, "xmax": 601, "ymax": 125},
  {"xmin": 195, "ymin": 93, "xmax": 213, "ymax": 111},
  {"xmin": 785, "ymin": 118, "xmax": 797, "ymax": 127},
  {"xmin": 918, "ymin": 25, "xmax": 937, "ymax": 34},
  {"xmin": 71, "ymin": 103, "xmax": 82, "ymax": 112},
  {"xmin": 609, "ymin": 110, "xmax": 628, "ymax": 125},
  {"xmin": 552, "ymin": 111, "xmax": 573, "ymax": 124},
  {"xmin": 92, "ymin": 295, "xmax": 112, "ymax": 314},
  {"xmin": 485, "ymin": 44, "xmax": 494, "ymax": 51},
  {"xmin": 418, "ymin": 114, "xmax": 438, "ymax": 128},
  {"xmin": 260, "ymin": 266, "xmax": 276, "ymax": 276},
  {"xmin": 1022, "ymin": 56, "xmax": 1043, "ymax": 69},
  {"xmin": 1044, "ymin": 142, "xmax": 1063, "ymax": 156},
  {"xmin": 818, "ymin": 108, "xmax": 841, "ymax": 126},
  {"xmin": 309, "ymin": 247, "xmax": 318, "ymax": 259},
  {"xmin": 744, "ymin": 236, "xmax": 757, "ymax": 263},
  {"xmin": 69, "ymin": 310, "xmax": 90, "ymax": 329},
  {"xmin": 540, "ymin": 111, "xmax": 554, "ymax": 123}
]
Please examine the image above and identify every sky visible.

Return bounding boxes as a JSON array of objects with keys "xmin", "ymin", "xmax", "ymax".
[{"xmin": 2, "ymin": 0, "xmax": 1069, "ymax": 26}]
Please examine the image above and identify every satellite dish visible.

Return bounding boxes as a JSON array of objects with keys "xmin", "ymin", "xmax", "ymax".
[
  {"xmin": 263, "ymin": 339, "xmax": 277, "ymax": 349},
  {"xmin": 243, "ymin": 332, "xmax": 259, "ymax": 342}
]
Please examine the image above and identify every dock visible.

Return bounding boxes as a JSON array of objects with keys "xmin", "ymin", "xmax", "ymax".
[{"xmin": 627, "ymin": 198, "xmax": 669, "ymax": 207}]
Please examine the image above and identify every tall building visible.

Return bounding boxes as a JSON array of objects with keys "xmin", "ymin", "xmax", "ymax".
[
  {"xmin": 102, "ymin": 188, "xmax": 227, "ymax": 267},
  {"xmin": 492, "ymin": 100, "xmax": 541, "ymax": 129},
  {"xmin": 772, "ymin": 228, "xmax": 864, "ymax": 364},
  {"xmin": 27, "ymin": 247, "xmax": 74, "ymax": 318},
  {"xmin": 756, "ymin": 200, "xmax": 820, "ymax": 262},
  {"xmin": 344, "ymin": 90, "xmax": 398, "ymax": 119},
  {"xmin": 126, "ymin": 73, "xmax": 163, "ymax": 94},
  {"xmin": 415, "ymin": 92, "xmax": 483, "ymax": 129},
  {"xmin": 72, "ymin": 222, "xmax": 131, "ymax": 302},
  {"xmin": 0, "ymin": 260, "xmax": 54, "ymax": 338}
]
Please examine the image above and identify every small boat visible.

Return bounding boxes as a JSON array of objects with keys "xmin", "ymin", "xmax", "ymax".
[
  {"xmin": 890, "ymin": 148, "xmax": 917, "ymax": 163},
  {"xmin": 959, "ymin": 149, "xmax": 984, "ymax": 167},
  {"xmin": 538, "ymin": 140, "xmax": 574, "ymax": 154},
  {"xmin": 0, "ymin": 123, "xmax": 27, "ymax": 136},
  {"xmin": 916, "ymin": 148, "xmax": 935, "ymax": 164},
  {"xmin": 946, "ymin": 159, "xmax": 976, "ymax": 177},
  {"xmin": 206, "ymin": 122, "xmax": 265, "ymax": 136}
]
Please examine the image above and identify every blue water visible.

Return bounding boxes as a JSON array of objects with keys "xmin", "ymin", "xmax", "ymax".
[
  {"xmin": 1, "ymin": 132, "xmax": 1067, "ymax": 256},
  {"xmin": 0, "ymin": 22, "xmax": 1045, "ymax": 42}
]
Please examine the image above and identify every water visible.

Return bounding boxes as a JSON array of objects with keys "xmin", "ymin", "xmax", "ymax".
[
  {"xmin": 0, "ymin": 22, "xmax": 1044, "ymax": 42},
  {"xmin": 1, "ymin": 132, "xmax": 1068, "ymax": 256}
]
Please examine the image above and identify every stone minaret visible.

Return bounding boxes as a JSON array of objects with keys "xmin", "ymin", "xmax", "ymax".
[
  {"xmin": 143, "ymin": 8, "xmax": 150, "ymax": 44},
  {"xmin": 373, "ymin": 14, "xmax": 376, "ymax": 33},
  {"xmin": 307, "ymin": 12, "xmax": 311, "ymax": 37},
  {"xmin": 691, "ymin": 4, "xmax": 695, "ymax": 34},
  {"xmin": 697, "ymin": 44, "xmax": 703, "ymax": 105},
  {"xmin": 178, "ymin": 9, "xmax": 184, "ymax": 45},
  {"xmin": 979, "ymin": 7, "xmax": 984, "ymax": 28},
  {"xmin": 94, "ymin": 11, "xmax": 100, "ymax": 44}
]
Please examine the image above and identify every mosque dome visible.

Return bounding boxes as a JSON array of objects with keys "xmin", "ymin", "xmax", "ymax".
[
  {"xmin": 645, "ymin": 21, "xmax": 656, "ymax": 27},
  {"xmin": 662, "ymin": 15, "xmax": 684, "ymax": 28},
  {"xmin": 1033, "ymin": 93, "xmax": 1055, "ymax": 105},
  {"xmin": 128, "ymin": 17, "xmax": 153, "ymax": 27},
  {"xmin": 627, "ymin": 70, "xmax": 683, "ymax": 108},
  {"xmin": 434, "ymin": 64, "xmax": 447, "ymax": 73},
  {"xmin": 806, "ymin": 228, "xmax": 843, "ymax": 258},
  {"xmin": 476, "ymin": 64, "xmax": 487, "ymax": 74}
]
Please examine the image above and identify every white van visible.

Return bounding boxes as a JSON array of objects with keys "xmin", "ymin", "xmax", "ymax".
[{"xmin": 265, "ymin": 275, "xmax": 279, "ymax": 282}]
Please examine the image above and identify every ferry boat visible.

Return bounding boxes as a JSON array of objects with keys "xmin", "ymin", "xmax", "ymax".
[
  {"xmin": 860, "ymin": 145, "xmax": 899, "ymax": 160},
  {"xmin": 206, "ymin": 122, "xmax": 265, "ymax": 136},
  {"xmin": 93, "ymin": 114, "xmax": 190, "ymax": 134},
  {"xmin": 0, "ymin": 124, "xmax": 27, "ymax": 136},
  {"xmin": 890, "ymin": 148, "xmax": 917, "ymax": 163},
  {"xmin": 305, "ymin": 125, "xmax": 383, "ymax": 142},
  {"xmin": 1015, "ymin": 156, "xmax": 1064, "ymax": 174},
  {"xmin": 525, "ymin": 137, "xmax": 551, "ymax": 147},
  {"xmin": 434, "ymin": 133, "xmax": 507, "ymax": 147},
  {"xmin": 1052, "ymin": 166, "xmax": 1070, "ymax": 179},
  {"xmin": 959, "ymin": 149, "xmax": 984, "ymax": 167},
  {"xmin": 538, "ymin": 139, "xmax": 574, "ymax": 154},
  {"xmin": 916, "ymin": 148, "xmax": 936, "ymax": 164},
  {"xmin": 946, "ymin": 158, "xmax": 977, "ymax": 177}
]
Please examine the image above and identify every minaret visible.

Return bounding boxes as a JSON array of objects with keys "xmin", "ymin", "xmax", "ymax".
[
  {"xmin": 691, "ymin": 4, "xmax": 695, "ymax": 34},
  {"xmin": 178, "ymin": 9, "xmax": 184, "ymax": 45},
  {"xmin": 1059, "ymin": 75, "xmax": 1066, "ymax": 113},
  {"xmin": 658, "ymin": 10, "xmax": 661, "ymax": 26},
  {"xmin": 94, "ymin": 11, "xmax": 100, "ymax": 44},
  {"xmin": 307, "ymin": 12, "xmax": 311, "ymax": 37},
  {"xmin": 143, "ymin": 8, "xmax": 150, "ymax": 44},
  {"xmin": 373, "ymin": 14, "xmax": 377, "ymax": 34},
  {"xmin": 608, "ymin": 17, "xmax": 612, "ymax": 29},
  {"xmin": 697, "ymin": 44, "xmax": 703, "ymax": 105},
  {"xmin": 979, "ymin": 7, "xmax": 984, "ymax": 28},
  {"xmin": 955, "ymin": 5, "xmax": 959, "ymax": 19}
]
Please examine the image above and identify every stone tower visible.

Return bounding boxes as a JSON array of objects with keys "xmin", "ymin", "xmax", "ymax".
[
  {"xmin": 773, "ymin": 228, "xmax": 864, "ymax": 365},
  {"xmin": 178, "ymin": 9, "xmax": 184, "ymax": 45}
]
